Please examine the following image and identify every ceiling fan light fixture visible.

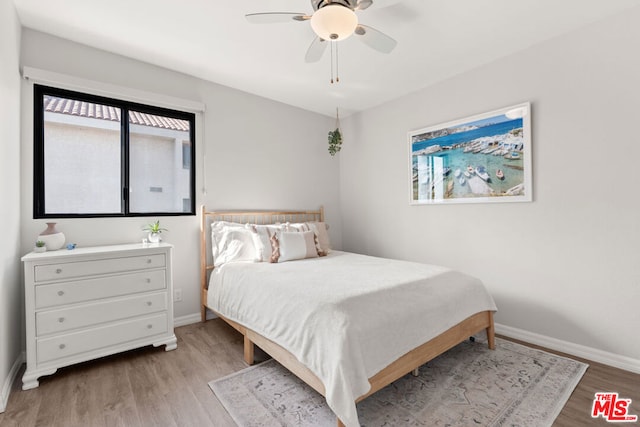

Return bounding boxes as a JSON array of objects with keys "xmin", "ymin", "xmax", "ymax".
[{"xmin": 310, "ymin": 5, "xmax": 358, "ymax": 41}]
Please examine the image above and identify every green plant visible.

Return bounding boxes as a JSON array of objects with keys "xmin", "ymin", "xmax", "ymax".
[
  {"xmin": 328, "ymin": 128, "xmax": 342, "ymax": 156},
  {"xmin": 143, "ymin": 220, "xmax": 167, "ymax": 234},
  {"xmin": 35, "ymin": 240, "xmax": 45, "ymax": 248}
]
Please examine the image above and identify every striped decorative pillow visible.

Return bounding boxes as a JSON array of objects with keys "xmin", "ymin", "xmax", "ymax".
[
  {"xmin": 271, "ymin": 231, "xmax": 319, "ymax": 263},
  {"xmin": 248, "ymin": 224, "xmax": 284, "ymax": 262}
]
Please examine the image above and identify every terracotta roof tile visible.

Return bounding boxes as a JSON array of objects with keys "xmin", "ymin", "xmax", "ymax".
[{"xmin": 44, "ymin": 95, "xmax": 190, "ymax": 132}]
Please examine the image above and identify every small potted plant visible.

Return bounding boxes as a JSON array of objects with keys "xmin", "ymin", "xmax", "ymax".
[
  {"xmin": 143, "ymin": 220, "xmax": 167, "ymax": 243},
  {"xmin": 34, "ymin": 240, "xmax": 47, "ymax": 253}
]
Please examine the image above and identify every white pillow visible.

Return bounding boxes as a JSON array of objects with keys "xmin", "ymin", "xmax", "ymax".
[
  {"xmin": 211, "ymin": 224, "xmax": 259, "ymax": 267},
  {"xmin": 211, "ymin": 221, "xmax": 244, "ymax": 262},
  {"xmin": 273, "ymin": 231, "xmax": 319, "ymax": 263}
]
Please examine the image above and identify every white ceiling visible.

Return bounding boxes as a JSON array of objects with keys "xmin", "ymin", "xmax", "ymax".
[{"xmin": 11, "ymin": 0, "xmax": 640, "ymax": 117}]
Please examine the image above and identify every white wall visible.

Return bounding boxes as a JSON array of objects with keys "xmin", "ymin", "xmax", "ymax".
[
  {"xmin": 20, "ymin": 29, "xmax": 341, "ymax": 324},
  {"xmin": 0, "ymin": 0, "xmax": 23, "ymax": 413},
  {"xmin": 340, "ymin": 8, "xmax": 640, "ymax": 366}
]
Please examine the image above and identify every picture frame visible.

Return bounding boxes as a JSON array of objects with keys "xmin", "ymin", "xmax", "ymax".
[{"xmin": 409, "ymin": 102, "xmax": 532, "ymax": 205}]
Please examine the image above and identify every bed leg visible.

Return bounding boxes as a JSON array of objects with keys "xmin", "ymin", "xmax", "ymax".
[
  {"xmin": 411, "ymin": 368, "xmax": 419, "ymax": 377},
  {"xmin": 337, "ymin": 419, "xmax": 346, "ymax": 427},
  {"xmin": 201, "ymin": 305, "xmax": 206, "ymax": 323},
  {"xmin": 244, "ymin": 336, "xmax": 255, "ymax": 365},
  {"xmin": 486, "ymin": 312, "xmax": 496, "ymax": 350}
]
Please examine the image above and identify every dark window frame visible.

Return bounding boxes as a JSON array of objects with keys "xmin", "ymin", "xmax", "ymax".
[{"xmin": 33, "ymin": 84, "xmax": 196, "ymax": 218}]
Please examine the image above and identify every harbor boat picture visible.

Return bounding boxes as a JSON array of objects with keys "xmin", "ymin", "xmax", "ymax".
[{"xmin": 409, "ymin": 102, "xmax": 532, "ymax": 204}]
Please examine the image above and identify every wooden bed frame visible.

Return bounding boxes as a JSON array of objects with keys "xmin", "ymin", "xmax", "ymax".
[{"xmin": 200, "ymin": 206, "xmax": 495, "ymax": 427}]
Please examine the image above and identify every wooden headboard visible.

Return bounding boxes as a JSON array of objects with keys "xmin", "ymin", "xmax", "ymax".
[{"xmin": 199, "ymin": 205, "xmax": 324, "ymax": 321}]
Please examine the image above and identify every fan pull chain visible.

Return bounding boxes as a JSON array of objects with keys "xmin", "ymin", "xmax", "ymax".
[
  {"xmin": 329, "ymin": 41, "xmax": 341, "ymax": 84},
  {"xmin": 336, "ymin": 42, "xmax": 340, "ymax": 83},
  {"xmin": 330, "ymin": 41, "xmax": 334, "ymax": 84}
]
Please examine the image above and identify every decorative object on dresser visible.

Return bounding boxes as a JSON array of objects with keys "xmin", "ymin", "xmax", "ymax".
[
  {"xmin": 38, "ymin": 222, "xmax": 65, "ymax": 250},
  {"xmin": 21, "ymin": 242, "xmax": 177, "ymax": 390},
  {"xmin": 143, "ymin": 220, "xmax": 167, "ymax": 243},
  {"xmin": 34, "ymin": 240, "xmax": 46, "ymax": 253}
]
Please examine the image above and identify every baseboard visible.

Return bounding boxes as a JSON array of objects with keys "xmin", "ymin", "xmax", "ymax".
[
  {"xmin": 173, "ymin": 313, "xmax": 203, "ymax": 328},
  {"xmin": 1, "ymin": 352, "xmax": 25, "ymax": 413},
  {"xmin": 496, "ymin": 323, "xmax": 640, "ymax": 374},
  {"xmin": 173, "ymin": 309, "xmax": 220, "ymax": 328}
]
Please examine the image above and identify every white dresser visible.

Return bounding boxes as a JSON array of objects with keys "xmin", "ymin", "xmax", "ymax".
[{"xmin": 21, "ymin": 242, "xmax": 177, "ymax": 390}]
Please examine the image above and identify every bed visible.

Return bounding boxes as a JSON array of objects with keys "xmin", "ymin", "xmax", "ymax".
[{"xmin": 200, "ymin": 206, "xmax": 497, "ymax": 427}]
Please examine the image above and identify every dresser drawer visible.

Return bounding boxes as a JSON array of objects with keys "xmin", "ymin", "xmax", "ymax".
[
  {"xmin": 37, "ymin": 313, "xmax": 168, "ymax": 364},
  {"xmin": 34, "ymin": 254, "xmax": 166, "ymax": 282},
  {"xmin": 35, "ymin": 269, "xmax": 166, "ymax": 309},
  {"xmin": 36, "ymin": 291, "xmax": 167, "ymax": 336}
]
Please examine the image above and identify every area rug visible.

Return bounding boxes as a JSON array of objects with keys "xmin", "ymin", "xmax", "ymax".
[{"xmin": 209, "ymin": 338, "xmax": 588, "ymax": 426}]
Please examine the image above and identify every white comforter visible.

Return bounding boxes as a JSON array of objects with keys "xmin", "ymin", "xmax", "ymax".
[{"xmin": 207, "ymin": 251, "xmax": 497, "ymax": 427}]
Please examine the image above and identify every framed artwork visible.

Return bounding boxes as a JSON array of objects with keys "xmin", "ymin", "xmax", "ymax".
[{"xmin": 409, "ymin": 102, "xmax": 532, "ymax": 205}]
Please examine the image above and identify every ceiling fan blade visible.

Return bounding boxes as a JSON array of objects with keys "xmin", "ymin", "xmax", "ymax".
[
  {"xmin": 355, "ymin": 0, "xmax": 373, "ymax": 10},
  {"xmin": 245, "ymin": 12, "xmax": 310, "ymax": 24},
  {"xmin": 305, "ymin": 37, "xmax": 328, "ymax": 63},
  {"xmin": 354, "ymin": 24, "xmax": 397, "ymax": 53}
]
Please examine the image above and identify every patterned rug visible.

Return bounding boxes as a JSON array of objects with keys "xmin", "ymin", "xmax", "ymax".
[{"xmin": 209, "ymin": 338, "xmax": 587, "ymax": 426}]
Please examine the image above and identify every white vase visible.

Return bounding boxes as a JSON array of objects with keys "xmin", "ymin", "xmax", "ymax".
[
  {"xmin": 39, "ymin": 222, "xmax": 65, "ymax": 250},
  {"xmin": 148, "ymin": 232, "xmax": 161, "ymax": 243},
  {"xmin": 33, "ymin": 246, "xmax": 47, "ymax": 253}
]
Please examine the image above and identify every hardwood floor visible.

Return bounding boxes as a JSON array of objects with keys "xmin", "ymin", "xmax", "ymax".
[{"xmin": 1, "ymin": 319, "xmax": 638, "ymax": 426}]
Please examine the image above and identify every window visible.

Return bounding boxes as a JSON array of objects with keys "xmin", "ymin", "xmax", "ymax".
[{"xmin": 33, "ymin": 84, "xmax": 196, "ymax": 218}]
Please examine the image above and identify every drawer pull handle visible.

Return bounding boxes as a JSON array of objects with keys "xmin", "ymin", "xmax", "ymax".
[
  {"xmin": 146, "ymin": 259, "xmax": 152, "ymax": 264},
  {"xmin": 146, "ymin": 301, "xmax": 152, "ymax": 306},
  {"xmin": 59, "ymin": 344, "xmax": 66, "ymax": 350},
  {"xmin": 56, "ymin": 268, "xmax": 62, "ymax": 274},
  {"xmin": 146, "ymin": 278, "xmax": 151, "ymax": 283},
  {"xmin": 57, "ymin": 291, "xmax": 65, "ymax": 296},
  {"xmin": 147, "ymin": 324, "xmax": 153, "ymax": 329},
  {"xmin": 58, "ymin": 317, "xmax": 65, "ymax": 323}
]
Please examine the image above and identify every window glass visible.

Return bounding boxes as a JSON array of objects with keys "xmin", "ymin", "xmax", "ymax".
[
  {"xmin": 34, "ymin": 85, "xmax": 196, "ymax": 218},
  {"xmin": 43, "ymin": 95, "xmax": 122, "ymax": 214},
  {"xmin": 129, "ymin": 110, "xmax": 192, "ymax": 213}
]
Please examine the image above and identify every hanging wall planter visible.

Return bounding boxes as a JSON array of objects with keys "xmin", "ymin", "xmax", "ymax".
[{"xmin": 328, "ymin": 108, "xmax": 343, "ymax": 156}]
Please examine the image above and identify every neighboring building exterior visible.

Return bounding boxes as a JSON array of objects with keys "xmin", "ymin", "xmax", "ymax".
[{"xmin": 43, "ymin": 95, "xmax": 191, "ymax": 214}]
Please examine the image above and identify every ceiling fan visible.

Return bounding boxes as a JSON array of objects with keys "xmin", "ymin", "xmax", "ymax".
[{"xmin": 246, "ymin": 0, "xmax": 397, "ymax": 63}]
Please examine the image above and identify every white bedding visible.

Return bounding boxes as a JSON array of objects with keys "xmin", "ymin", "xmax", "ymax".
[{"xmin": 207, "ymin": 251, "xmax": 497, "ymax": 427}]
